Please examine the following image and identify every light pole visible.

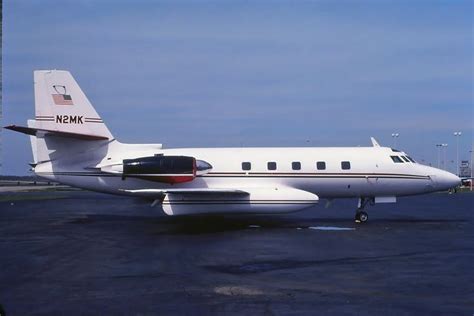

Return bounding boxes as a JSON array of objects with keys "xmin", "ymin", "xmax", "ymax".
[
  {"xmin": 391, "ymin": 133, "xmax": 399, "ymax": 148},
  {"xmin": 454, "ymin": 132, "xmax": 462, "ymax": 176},
  {"xmin": 436, "ymin": 144, "xmax": 443, "ymax": 168},
  {"xmin": 441, "ymin": 143, "xmax": 448, "ymax": 170},
  {"xmin": 470, "ymin": 149, "xmax": 473, "ymax": 191}
]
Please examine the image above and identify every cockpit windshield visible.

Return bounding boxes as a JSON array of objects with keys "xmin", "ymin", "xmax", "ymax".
[{"xmin": 390, "ymin": 154, "xmax": 417, "ymax": 164}]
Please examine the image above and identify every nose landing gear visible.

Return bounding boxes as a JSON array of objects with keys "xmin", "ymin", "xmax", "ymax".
[{"xmin": 355, "ymin": 197, "xmax": 374, "ymax": 223}]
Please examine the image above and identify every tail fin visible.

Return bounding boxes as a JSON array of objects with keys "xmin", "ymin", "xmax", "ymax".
[
  {"xmin": 5, "ymin": 70, "xmax": 115, "ymax": 166},
  {"xmin": 27, "ymin": 119, "xmax": 38, "ymax": 165},
  {"xmin": 33, "ymin": 70, "xmax": 113, "ymax": 140}
]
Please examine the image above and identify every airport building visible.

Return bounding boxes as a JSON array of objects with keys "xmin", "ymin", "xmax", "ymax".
[{"xmin": 459, "ymin": 161, "xmax": 471, "ymax": 178}]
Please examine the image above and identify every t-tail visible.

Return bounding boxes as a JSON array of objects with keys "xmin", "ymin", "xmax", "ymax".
[{"xmin": 6, "ymin": 70, "xmax": 114, "ymax": 168}]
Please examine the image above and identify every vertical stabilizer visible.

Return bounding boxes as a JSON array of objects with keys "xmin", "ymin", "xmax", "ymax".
[
  {"xmin": 34, "ymin": 70, "xmax": 113, "ymax": 140},
  {"xmin": 27, "ymin": 119, "xmax": 38, "ymax": 164}
]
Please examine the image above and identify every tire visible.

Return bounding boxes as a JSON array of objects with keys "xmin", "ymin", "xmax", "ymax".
[{"xmin": 355, "ymin": 211, "xmax": 369, "ymax": 223}]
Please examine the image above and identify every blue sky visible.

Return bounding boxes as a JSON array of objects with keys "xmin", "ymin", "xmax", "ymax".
[{"xmin": 3, "ymin": 0, "xmax": 473, "ymax": 175}]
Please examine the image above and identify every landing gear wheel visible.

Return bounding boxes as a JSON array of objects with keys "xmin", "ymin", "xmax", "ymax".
[{"xmin": 355, "ymin": 211, "xmax": 368, "ymax": 223}]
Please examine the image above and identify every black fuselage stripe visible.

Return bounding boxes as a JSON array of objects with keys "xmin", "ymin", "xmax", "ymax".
[
  {"xmin": 201, "ymin": 175, "xmax": 429, "ymax": 179},
  {"xmin": 165, "ymin": 200, "xmax": 314, "ymax": 202},
  {"xmin": 209, "ymin": 172, "xmax": 427, "ymax": 177},
  {"xmin": 36, "ymin": 172, "xmax": 428, "ymax": 180},
  {"xmin": 163, "ymin": 202, "xmax": 316, "ymax": 205}
]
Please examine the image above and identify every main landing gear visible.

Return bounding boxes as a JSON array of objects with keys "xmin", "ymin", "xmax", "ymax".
[{"xmin": 355, "ymin": 197, "xmax": 374, "ymax": 223}]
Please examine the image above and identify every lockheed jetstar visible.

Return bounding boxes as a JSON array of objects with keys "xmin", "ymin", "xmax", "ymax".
[{"xmin": 5, "ymin": 70, "xmax": 461, "ymax": 222}]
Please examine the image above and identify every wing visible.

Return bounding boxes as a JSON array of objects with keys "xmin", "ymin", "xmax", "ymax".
[
  {"xmin": 121, "ymin": 188, "xmax": 249, "ymax": 198},
  {"xmin": 122, "ymin": 187, "xmax": 319, "ymax": 216}
]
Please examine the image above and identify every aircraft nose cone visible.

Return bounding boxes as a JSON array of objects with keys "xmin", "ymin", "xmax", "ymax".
[{"xmin": 437, "ymin": 170, "xmax": 461, "ymax": 190}]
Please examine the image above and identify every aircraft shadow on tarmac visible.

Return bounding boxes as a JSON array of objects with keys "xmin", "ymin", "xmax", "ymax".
[{"xmin": 65, "ymin": 213, "xmax": 468, "ymax": 235}]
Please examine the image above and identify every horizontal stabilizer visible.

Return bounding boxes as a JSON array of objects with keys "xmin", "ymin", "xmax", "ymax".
[{"xmin": 4, "ymin": 125, "xmax": 109, "ymax": 141}]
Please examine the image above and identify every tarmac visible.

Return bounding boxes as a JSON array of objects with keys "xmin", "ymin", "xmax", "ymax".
[{"xmin": 0, "ymin": 190, "xmax": 473, "ymax": 315}]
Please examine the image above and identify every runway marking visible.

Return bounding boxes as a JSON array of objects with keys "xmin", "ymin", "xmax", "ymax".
[
  {"xmin": 214, "ymin": 286, "xmax": 264, "ymax": 296},
  {"xmin": 308, "ymin": 226, "xmax": 355, "ymax": 231}
]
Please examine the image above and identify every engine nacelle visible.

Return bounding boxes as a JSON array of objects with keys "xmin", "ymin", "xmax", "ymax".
[{"xmin": 123, "ymin": 155, "xmax": 196, "ymax": 184}]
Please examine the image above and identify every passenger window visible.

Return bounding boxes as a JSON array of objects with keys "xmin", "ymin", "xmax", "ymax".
[
  {"xmin": 242, "ymin": 162, "xmax": 251, "ymax": 170},
  {"xmin": 316, "ymin": 161, "xmax": 326, "ymax": 170},
  {"xmin": 292, "ymin": 162, "xmax": 301, "ymax": 170},
  {"xmin": 401, "ymin": 156, "xmax": 410, "ymax": 163},
  {"xmin": 267, "ymin": 162, "xmax": 277, "ymax": 170},
  {"xmin": 390, "ymin": 156, "xmax": 403, "ymax": 163},
  {"xmin": 341, "ymin": 161, "xmax": 351, "ymax": 170}
]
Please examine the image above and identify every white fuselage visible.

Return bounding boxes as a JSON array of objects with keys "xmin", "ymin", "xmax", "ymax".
[
  {"xmin": 10, "ymin": 70, "xmax": 461, "ymax": 217},
  {"xmin": 33, "ymin": 141, "xmax": 460, "ymax": 215}
]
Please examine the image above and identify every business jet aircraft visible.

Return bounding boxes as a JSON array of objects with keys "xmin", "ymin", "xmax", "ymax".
[{"xmin": 5, "ymin": 70, "xmax": 461, "ymax": 222}]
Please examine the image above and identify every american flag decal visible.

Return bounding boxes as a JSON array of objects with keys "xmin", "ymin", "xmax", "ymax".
[
  {"xmin": 52, "ymin": 94, "xmax": 73, "ymax": 105},
  {"xmin": 52, "ymin": 85, "xmax": 74, "ymax": 105}
]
